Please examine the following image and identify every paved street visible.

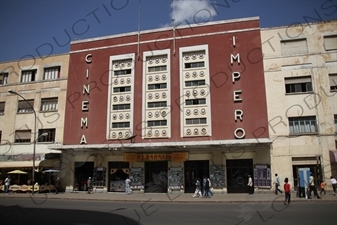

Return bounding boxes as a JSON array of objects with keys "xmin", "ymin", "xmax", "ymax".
[
  {"xmin": 1, "ymin": 191, "xmax": 337, "ymax": 225},
  {"xmin": 1, "ymin": 198, "xmax": 337, "ymax": 225}
]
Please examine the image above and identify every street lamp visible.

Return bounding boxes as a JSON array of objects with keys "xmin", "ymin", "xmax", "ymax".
[{"xmin": 8, "ymin": 89, "xmax": 48, "ymax": 195}]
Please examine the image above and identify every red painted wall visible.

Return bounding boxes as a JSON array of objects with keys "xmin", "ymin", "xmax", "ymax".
[{"xmin": 63, "ymin": 19, "xmax": 269, "ymax": 145}]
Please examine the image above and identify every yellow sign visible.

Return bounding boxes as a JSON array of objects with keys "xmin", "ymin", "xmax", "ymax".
[{"xmin": 124, "ymin": 152, "xmax": 187, "ymax": 162}]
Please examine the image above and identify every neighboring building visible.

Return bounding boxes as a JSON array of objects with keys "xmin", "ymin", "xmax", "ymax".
[
  {"xmin": 0, "ymin": 54, "xmax": 69, "ymax": 186},
  {"xmin": 51, "ymin": 16, "xmax": 272, "ymax": 193},
  {"xmin": 261, "ymin": 20, "xmax": 337, "ymax": 190}
]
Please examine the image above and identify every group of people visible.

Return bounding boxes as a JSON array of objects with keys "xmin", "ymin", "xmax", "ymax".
[
  {"xmin": 192, "ymin": 177, "xmax": 214, "ymax": 198},
  {"xmin": 275, "ymin": 173, "xmax": 337, "ymax": 205}
]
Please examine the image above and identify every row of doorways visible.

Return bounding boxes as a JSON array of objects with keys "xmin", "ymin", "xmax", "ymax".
[{"xmin": 74, "ymin": 159, "xmax": 253, "ymax": 193}]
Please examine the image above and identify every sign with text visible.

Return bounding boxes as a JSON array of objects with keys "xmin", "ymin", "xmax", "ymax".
[{"xmin": 124, "ymin": 152, "xmax": 187, "ymax": 162}]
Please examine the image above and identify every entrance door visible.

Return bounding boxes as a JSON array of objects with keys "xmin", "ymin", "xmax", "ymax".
[
  {"xmin": 184, "ymin": 160, "xmax": 209, "ymax": 193},
  {"xmin": 74, "ymin": 162, "xmax": 94, "ymax": 191},
  {"xmin": 108, "ymin": 162, "xmax": 130, "ymax": 192},
  {"xmin": 145, "ymin": 161, "xmax": 168, "ymax": 193},
  {"xmin": 226, "ymin": 159, "xmax": 253, "ymax": 193}
]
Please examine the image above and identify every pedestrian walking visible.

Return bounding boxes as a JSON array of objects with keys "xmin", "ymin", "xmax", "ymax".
[
  {"xmin": 284, "ymin": 177, "xmax": 291, "ymax": 205},
  {"xmin": 125, "ymin": 176, "xmax": 131, "ymax": 195},
  {"xmin": 247, "ymin": 175, "xmax": 253, "ymax": 195},
  {"xmin": 87, "ymin": 177, "xmax": 92, "ymax": 194},
  {"xmin": 55, "ymin": 177, "xmax": 60, "ymax": 194},
  {"xmin": 308, "ymin": 173, "xmax": 321, "ymax": 199},
  {"xmin": 274, "ymin": 173, "xmax": 283, "ymax": 195},
  {"xmin": 192, "ymin": 178, "xmax": 202, "ymax": 198},
  {"xmin": 203, "ymin": 177, "xmax": 211, "ymax": 198},
  {"xmin": 202, "ymin": 177, "xmax": 207, "ymax": 197},
  {"xmin": 330, "ymin": 176, "xmax": 337, "ymax": 196},
  {"xmin": 207, "ymin": 177, "xmax": 213, "ymax": 196},
  {"xmin": 320, "ymin": 180, "xmax": 326, "ymax": 195},
  {"xmin": 4, "ymin": 176, "xmax": 10, "ymax": 195}
]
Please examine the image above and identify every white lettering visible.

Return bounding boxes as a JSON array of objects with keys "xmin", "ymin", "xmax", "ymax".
[
  {"xmin": 232, "ymin": 72, "xmax": 240, "ymax": 83},
  {"xmin": 83, "ymin": 84, "xmax": 90, "ymax": 95},
  {"xmin": 85, "ymin": 54, "xmax": 92, "ymax": 63},
  {"xmin": 232, "ymin": 36, "xmax": 236, "ymax": 47},
  {"xmin": 233, "ymin": 90, "xmax": 242, "ymax": 102},
  {"xmin": 81, "ymin": 117, "xmax": 88, "ymax": 128},
  {"xmin": 80, "ymin": 134, "xmax": 87, "ymax": 144},
  {"xmin": 234, "ymin": 128, "xmax": 245, "ymax": 139},
  {"xmin": 234, "ymin": 110, "xmax": 243, "ymax": 121},
  {"xmin": 82, "ymin": 101, "xmax": 89, "ymax": 111},
  {"xmin": 231, "ymin": 53, "xmax": 240, "ymax": 64}
]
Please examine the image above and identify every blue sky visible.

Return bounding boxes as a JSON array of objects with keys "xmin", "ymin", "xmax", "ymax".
[{"xmin": 0, "ymin": 0, "xmax": 336, "ymax": 62}]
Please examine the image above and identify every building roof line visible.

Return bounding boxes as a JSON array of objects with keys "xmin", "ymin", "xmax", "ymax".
[
  {"xmin": 48, "ymin": 138, "xmax": 272, "ymax": 150},
  {"xmin": 70, "ymin": 16, "xmax": 260, "ymax": 45}
]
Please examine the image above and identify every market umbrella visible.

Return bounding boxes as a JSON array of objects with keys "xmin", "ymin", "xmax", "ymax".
[
  {"xmin": 8, "ymin": 169, "xmax": 28, "ymax": 185},
  {"xmin": 42, "ymin": 169, "xmax": 61, "ymax": 184}
]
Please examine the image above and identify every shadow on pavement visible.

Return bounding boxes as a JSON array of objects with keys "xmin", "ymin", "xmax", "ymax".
[{"xmin": 0, "ymin": 205, "xmax": 141, "ymax": 225}]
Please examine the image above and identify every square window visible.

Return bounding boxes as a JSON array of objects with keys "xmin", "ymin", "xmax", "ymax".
[
  {"xmin": 40, "ymin": 98, "xmax": 58, "ymax": 111},
  {"xmin": 43, "ymin": 66, "xmax": 60, "ymax": 80},
  {"xmin": 21, "ymin": 69, "xmax": 37, "ymax": 83}
]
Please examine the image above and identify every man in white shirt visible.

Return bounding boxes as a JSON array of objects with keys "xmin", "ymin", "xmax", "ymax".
[
  {"xmin": 125, "ymin": 177, "xmax": 131, "ymax": 195},
  {"xmin": 4, "ymin": 176, "xmax": 11, "ymax": 195},
  {"xmin": 330, "ymin": 176, "xmax": 337, "ymax": 196}
]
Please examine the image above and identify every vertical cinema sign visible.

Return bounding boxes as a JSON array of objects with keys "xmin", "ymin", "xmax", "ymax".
[
  {"xmin": 231, "ymin": 36, "xmax": 245, "ymax": 139},
  {"xmin": 79, "ymin": 53, "xmax": 92, "ymax": 144}
]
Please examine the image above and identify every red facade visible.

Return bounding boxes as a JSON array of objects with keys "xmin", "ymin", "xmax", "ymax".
[{"xmin": 64, "ymin": 18, "xmax": 269, "ymax": 145}]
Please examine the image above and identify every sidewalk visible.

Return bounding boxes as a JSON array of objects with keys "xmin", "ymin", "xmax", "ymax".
[{"xmin": 1, "ymin": 191, "xmax": 337, "ymax": 203}]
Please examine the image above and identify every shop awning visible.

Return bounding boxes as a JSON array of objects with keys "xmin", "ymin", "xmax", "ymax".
[
  {"xmin": 329, "ymin": 150, "xmax": 337, "ymax": 163},
  {"xmin": 0, "ymin": 161, "xmax": 41, "ymax": 168}
]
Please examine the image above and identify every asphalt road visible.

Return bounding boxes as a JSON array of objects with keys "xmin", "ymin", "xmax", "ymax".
[{"xmin": 1, "ymin": 199, "xmax": 336, "ymax": 225}]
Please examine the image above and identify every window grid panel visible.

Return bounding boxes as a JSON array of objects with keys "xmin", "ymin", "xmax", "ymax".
[
  {"xmin": 289, "ymin": 117, "xmax": 317, "ymax": 134},
  {"xmin": 21, "ymin": 70, "xmax": 36, "ymax": 83},
  {"xmin": 112, "ymin": 104, "xmax": 131, "ymax": 110},
  {"xmin": 147, "ymin": 120, "xmax": 167, "ymax": 127},
  {"xmin": 38, "ymin": 129, "xmax": 56, "ymax": 142},
  {"xmin": 0, "ymin": 73, "xmax": 9, "ymax": 85},
  {"xmin": 112, "ymin": 122, "xmax": 130, "ymax": 128},
  {"xmin": 44, "ymin": 67, "xmax": 60, "ymax": 80},
  {"xmin": 15, "ymin": 130, "xmax": 31, "ymax": 143},
  {"xmin": 41, "ymin": 98, "xmax": 58, "ymax": 111},
  {"xmin": 18, "ymin": 100, "xmax": 34, "ymax": 113},
  {"xmin": 148, "ymin": 101, "xmax": 167, "ymax": 108}
]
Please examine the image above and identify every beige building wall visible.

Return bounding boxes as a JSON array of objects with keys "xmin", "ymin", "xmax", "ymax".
[
  {"xmin": 0, "ymin": 54, "xmax": 69, "ymax": 185},
  {"xmin": 261, "ymin": 20, "xmax": 337, "ymax": 190}
]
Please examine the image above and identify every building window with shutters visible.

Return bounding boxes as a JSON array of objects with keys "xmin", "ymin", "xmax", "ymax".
[
  {"xmin": 17, "ymin": 100, "xmax": 34, "ymax": 113},
  {"xmin": 329, "ymin": 74, "xmax": 337, "ymax": 92},
  {"xmin": 21, "ymin": 69, "xmax": 37, "ymax": 83},
  {"xmin": 324, "ymin": 35, "xmax": 337, "ymax": 51},
  {"xmin": 15, "ymin": 130, "xmax": 31, "ymax": 143},
  {"xmin": 289, "ymin": 116, "xmax": 317, "ymax": 134},
  {"xmin": 43, "ymin": 66, "xmax": 60, "ymax": 80},
  {"xmin": 281, "ymin": 39, "xmax": 308, "ymax": 55},
  {"xmin": 40, "ymin": 97, "xmax": 58, "ymax": 112},
  {"xmin": 0, "ymin": 73, "xmax": 9, "ymax": 85},
  {"xmin": 285, "ymin": 76, "xmax": 313, "ymax": 94},
  {"xmin": 37, "ymin": 129, "xmax": 56, "ymax": 142},
  {"xmin": 0, "ymin": 102, "xmax": 4, "ymax": 115}
]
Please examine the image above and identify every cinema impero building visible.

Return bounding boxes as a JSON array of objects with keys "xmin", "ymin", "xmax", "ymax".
[{"xmin": 53, "ymin": 17, "xmax": 272, "ymax": 193}]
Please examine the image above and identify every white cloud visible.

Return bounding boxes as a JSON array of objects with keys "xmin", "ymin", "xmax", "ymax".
[{"xmin": 170, "ymin": 0, "xmax": 217, "ymax": 26}]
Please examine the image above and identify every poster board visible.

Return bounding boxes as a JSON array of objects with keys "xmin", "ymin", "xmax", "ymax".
[
  {"xmin": 93, "ymin": 167, "xmax": 106, "ymax": 187},
  {"xmin": 254, "ymin": 164, "xmax": 271, "ymax": 188},
  {"xmin": 209, "ymin": 165, "xmax": 225, "ymax": 188},
  {"xmin": 168, "ymin": 167, "xmax": 184, "ymax": 190},
  {"xmin": 129, "ymin": 167, "xmax": 144, "ymax": 189}
]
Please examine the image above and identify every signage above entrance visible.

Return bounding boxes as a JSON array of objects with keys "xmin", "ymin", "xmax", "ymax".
[{"xmin": 124, "ymin": 152, "xmax": 188, "ymax": 162}]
